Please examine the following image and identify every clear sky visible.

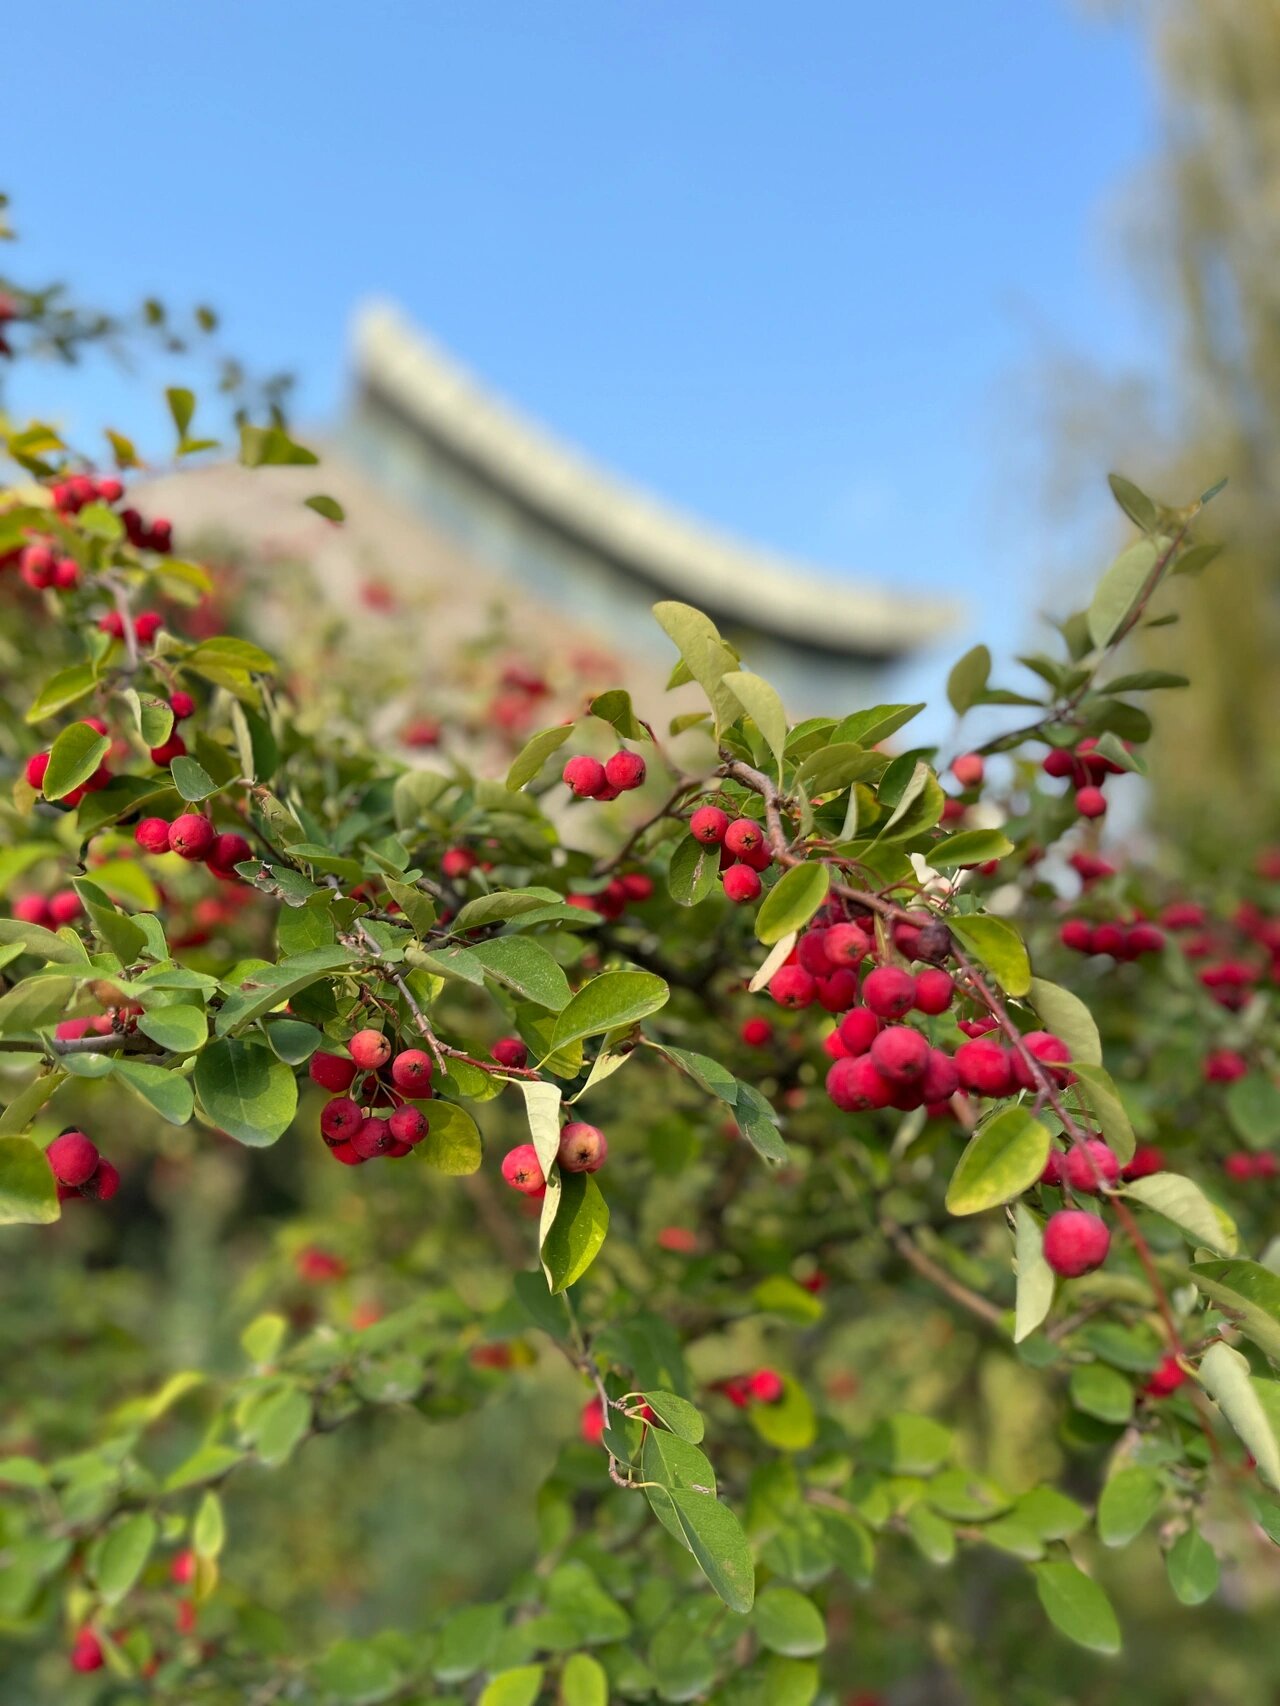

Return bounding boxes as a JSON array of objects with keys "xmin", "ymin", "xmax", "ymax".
[{"xmin": 2, "ymin": 1, "xmax": 1159, "ymax": 714}]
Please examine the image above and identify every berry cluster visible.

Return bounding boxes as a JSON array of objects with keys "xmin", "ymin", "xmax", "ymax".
[
  {"xmin": 45, "ymin": 1129, "xmax": 119, "ymax": 1203},
  {"xmin": 134, "ymin": 812, "xmax": 251, "ymax": 879},
  {"xmin": 562, "ymin": 749, "xmax": 647, "ymax": 801},
  {"xmin": 716, "ymin": 1368, "xmax": 785, "ymax": 1407},
  {"xmin": 1059, "ymin": 917, "xmax": 1166, "ymax": 959},
  {"xmin": 566, "ymin": 870, "xmax": 654, "ymax": 919},
  {"xmin": 310, "ymin": 1032, "xmax": 434, "ymax": 1165},
  {"xmin": 1041, "ymin": 735, "xmax": 1127, "ymax": 820},
  {"xmin": 501, "ymin": 1121, "xmax": 608, "ymax": 1198},
  {"xmin": 685, "ymin": 806, "xmax": 774, "ymax": 904}
]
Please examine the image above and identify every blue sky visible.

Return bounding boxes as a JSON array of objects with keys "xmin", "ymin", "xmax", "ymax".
[{"xmin": 3, "ymin": 1, "xmax": 1159, "ymax": 713}]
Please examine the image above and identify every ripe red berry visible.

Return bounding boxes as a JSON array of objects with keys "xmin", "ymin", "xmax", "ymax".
[
  {"xmin": 390, "ymin": 1048, "xmax": 434, "ymax": 1093},
  {"xmin": 619, "ymin": 871, "xmax": 653, "ymax": 902},
  {"xmin": 826, "ymin": 1055, "xmax": 893, "ymax": 1112},
  {"xmin": 320, "ymin": 1097, "xmax": 364, "ymax": 1145},
  {"xmin": 1043, "ymin": 1209, "xmax": 1111, "ymax": 1277},
  {"xmin": 862, "ymin": 966, "xmax": 917, "ymax": 1020},
  {"xmin": 815, "ymin": 968, "xmax": 859, "ymax": 1012},
  {"xmin": 837, "ymin": 1006, "xmax": 881, "ymax": 1056},
  {"xmin": 1059, "ymin": 919, "xmax": 1094, "ymax": 953},
  {"xmin": 722, "ymin": 863, "xmax": 761, "ymax": 905},
  {"xmin": 690, "ymin": 806, "xmax": 730, "ymax": 845},
  {"xmin": 134, "ymin": 816, "xmax": 172, "ymax": 854},
  {"xmin": 83, "ymin": 1159, "xmax": 120, "ymax": 1201},
  {"xmin": 52, "ymin": 556, "xmax": 80, "ymax": 590},
  {"xmin": 769, "ymin": 964, "xmax": 816, "ymax": 1009},
  {"xmin": 150, "ymin": 732, "xmax": 187, "ymax": 767},
  {"xmin": 351, "ymin": 1117, "xmax": 393, "ymax": 1160},
  {"xmin": 1122, "ymin": 1144, "xmax": 1165, "ymax": 1181},
  {"xmin": 1125, "ymin": 922, "xmax": 1165, "ymax": 957},
  {"xmin": 46, "ymin": 1131, "xmax": 100, "ymax": 1187},
  {"xmin": 47, "ymin": 890, "xmax": 82, "ymax": 926},
  {"xmin": 171, "ymin": 1548, "xmax": 196, "ymax": 1586},
  {"xmin": 558, "ymin": 1120, "xmax": 608, "ymax": 1173},
  {"xmin": 169, "ymin": 690, "xmax": 196, "ymax": 719},
  {"xmin": 1203, "ymin": 1049, "xmax": 1248, "ymax": 1084},
  {"xmin": 492, "ymin": 1036, "xmax": 529, "ymax": 1069},
  {"xmin": 563, "ymin": 755, "xmax": 608, "ymax": 798},
  {"xmin": 912, "ymin": 968, "xmax": 954, "ymax": 1015},
  {"xmin": 1090, "ymin": 923, "xmax": 1125, "ymax": 959},
  {"xmin": 441, "ymin": 846, "xmax": 477, "ymax": 879},
  {"xmin": 71, "ymin": 1629, "xmax": 105, "ymax": 1673},
  {"xmin": 724, "ymin": 818, "xmax": 764, "ymax": 859},
  {"xmin": 1142, "ymin": 1355, "xmax": 1186, "ymax": 1399},
  {"xmin": 605, "ymin": 750, "xmax": 646, "ymax": 791},
  {"xmin": 349, "ymin": 1029, "xmax": 392, "ymax": 1071},
  {"xmin": 869, "ymin": 1025, "xmax": 931, "ymax": 1085},
  {"xmin": 12, "ymin": 895, "xmax": 51, "ymax": 927},
  {"xmin": 1064, "ymin": 1138, "xmax": 1120, "ymax": 1195},
  {"xmin": 24, "ymin": 751, "xmax": 50, "ymax": 789},
  {"xmin": 1160, "ymin": 902, "xmax": 1205, "ymax": 931},
  {"xmin": 1075, "ymin": 785, "xmax": 1107, "ymax": 819},
  {"xmin": 309, "ymin": 1052, "xmax": 358, "ymax": 1093},
  {"xmin": 951, "ymin": 753, "xmax": 985, "ymax": 788},
  {"xmin": 796, "ymin": 929, "xmax": 834, "ymax": 977},
  {"xmin": 388, "ymin": 1105, "xmax": 429, "ymax": 1146},
  {"xmin": 1010, "ymin": 1031, "xmax": 1071, "ymax": 1091},
  {"xmin": 581, "ymin": 1397, "xmax": 607, "ymax": 1444},
  {"xmin": 740, "ymin": 1017, "xmax": 773, "ymax": 1048},
  {"xmin": 134, "ymin": 611, "xmax": 163, "ymax": 645},
  {"xmin": 748, "ymin": 1369, "xmax": 784, "ymax": 1403},
  {"xmin": 954, "ymin": 1039, "xmax": 1013, "ymax": 1098},
  {"xmin": 920, "ymin": 1048, "xmax": 960, "ymax": 1104},
  {"xmin": 737, "ymin": 839, "xmax": 773, "ymax": 873},
  {"xmin": 20, "ymin": 544, "xmax": 55, "ymax": 588},
  {"xmin": 168, "ymin": 814, "xmax": 215, "ymax": 860},
  {"xmin": 824, "ymin": 922, "xmax": 869, "ymax": 970},
  {"xmin": 501, "ymin": 1143, "xmax": 546, "ymax": 1194},
  {"xmin": 207, "ymin": 832, "xmax": 252, "ymax": 876},
  {"xmin": 1042, "ymin": 747, "xmax": 1075, "ymax": 778}
]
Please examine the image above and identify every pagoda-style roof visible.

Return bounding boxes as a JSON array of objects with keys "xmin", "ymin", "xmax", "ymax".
[{"xmin": 349, "ymin": 304, "xmax": 953, "ymax": 663}]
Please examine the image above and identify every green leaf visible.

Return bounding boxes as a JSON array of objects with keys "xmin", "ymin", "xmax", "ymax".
[
  {"xmin": 1189, "ymin": 1260, "xmax": 1280, "ymax": 1364},
  {"xmin": 241, "ymin": 1312, "xmax": 287, "ymax": 1365},
  {"xmin": 1088, "ymin": 536, "xmax": 1169, "ymax": 649},
  {"xmin": 1226, "ymin": 1074, "xmax": 1280, "ymax": 1149},
  {"xmin": 95, "ymin": 1512, "xmax": 156, "ymax": 1605},
  {"xmin": 1198, "ymin": 1341, "xmax": 1280, "ymax": 1489},
  {"xmin": 1028, "ymin": 977, "xmax": 1102, "ymax": 1066},
  {"xmin": 747, "ymin": 1375, "xmax": 816, "ymax": 1452},
  {"xmin": 946, "ymin": 1108, "xmax": 1050, "ymax": 1216},
  {"xmin": 541, "ymin": 1170, "xmax": 609, "ymax": 1293},
  {"xmin": 0, "ymin": 973, "xmax": 77, "ymax": 1036},
  {"xmin": 752, "ymin": 1273, "xmax": 824, "ymax": 1324},
  {"xmin": 587, "ymin": 688, "xmax": 649, "ymax": 741},
  {"xmin": 304, "ymin": 493, "xmax": 345, "ymax": 522},
  {"xmin": 862, "ymin": 1411, "xmax": 952, "ymax": 1474},
  {"xmin": 505, "ymin": 723, "xmax": 573, "ymax": 790},
  {"xmin": 640, "ymin": 1390, "xmax": 705, "ymax": 1443},
  {"xmin": 755, "ymin": 862, "xmax": 830, "ymax": 946},
  {"xmin": 113, "ymin": 1059, "xmax": 195, "ymax": 1125},
  {"xmin": 215, "ymin": 947, "xmax": 354, "ymax": 1035},
  {"xmin": 929, "ymin": 829, "xmax": 1015, "ymax": 870},
  {"xmin": 652, "ymin": 601, "xmax": 742, "ymax": 732},
  {"xmin": 1069, "ymin": 1362, "xmax": 1133, "ymax": 1425},
  {"xmin": 42, "ymin": 722, "xmax": 109, "ymax": 801},
  {"xmin": 72, "ymin": 878, "xmax": 147, "ymax": 964},
  {"xmin": 667, "ymin": 834, "xmax": 719, "ymax": 906},
  {"xmin": 169, "ymin": 754, "xmax": 218, "ymax": 802},
  {"xmin": 835, "ymin": 703, "xmax": 925, "ymax": 747},
  {"xmin": 194, "ymin": 1038, "xmax": 298, "ymax": 1147},
  {"xmin": 451, "ymin": 888, "xmax": 560, "ymax": 933},
  {"xmin": 906, "ymin": 1503, "xmax": 957, "ymax": 1564},
  {"xmin": 311, "ymin": 1639, "xmax": 403, "ymax": 1704},
  {"xmin": 136, "ymin": 1002, "xmax": 208, "ymax": 1055},
  {"xmin": 1097, "ymin": 1466, "xmax": 1162, "ymax": 1548},
  {"xmin": 946, "ymin": 644, "xmax": 991, "ymax": 714},
  {"xmin": 1166, "ymin": 1526, "xmax": 1219, "ymax": 1606},
  {"xmin": 0, "ymin": 917, "xmax": 88, "ymax": 966},
  {"xmin": 949, "ymin": 915, "xmax": 1031, "ymax": 997},
  {"xmin": 1012, "ymin": 1486, "xmax": 1088, "ymax": 1541},
  {"xmin": 549, "ymin": 971, "xmax": 668, "ymax": 1053},
  {"xmin": 166, "ymin": 385, "xmax": 196, "ymax": 437},
  {"xmin": 754, "ymin": 1585, "xmax": 825, "ymax": 1657},
  {"xmin": 420, "ymin": 1102, "xmax": 483, "ymax": 1175},
  {"xmin": 470, "ymin": 937, "xmax": 573, "ymax": 1012},
  {"xmin": 560, "ymin": 1652, "xmax": 608, "ymax": 1706},
  {"xmin": 1107, "ymin": 472, "xmax": 1160, "ymax": 532},
  {"xmin": 724, "ymin": 670, "xmax": 789, "ymax": 777},
  {"xmin": 669, "ymin": 1489, "xmax": 755, "ymax": 1613},
  {"xmin": 478, "ymin": 1665, "xmax": 543, "ymax": 1706},
  {"xmin": 25, "ymin": 661, "xmax": 99, "ymax": 722},
  {"xmin": 1068, "ymin": 1061, "xmax": 1136, "ymax": 1164},
  {"xmin": 1033, "ymin": 1561, "xmax": 1121, "ymax": 1654},
  {"xmin": 0, "ymin": 1138, "xmax": 59, "ymax": 1225},
  {"xmin": 1014, "ymin": 1203, "xmax": 1054, "ymax": 1344},
  {"xmin": 245, "ymin": 1383, "xmax": 311, "ymax": 1466},
  {"xmin": 1124, "ymin": 1172, "xmax": 1236, "ymax": 1257},
  {"xmin": 239, "ymin": 422, "xmax": 319, "ymax": 466}
]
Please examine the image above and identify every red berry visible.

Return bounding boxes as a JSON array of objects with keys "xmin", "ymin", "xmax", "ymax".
[
  {"xmin": 619, "ymin": 872, "xmax": 653, "ymax": 902},
  {"xmin": 748, "ymin": 1369, "xmax": 784, "ymax": 1403},
  {"xmin": 912, "ymin": 968, "xmax": 954, "ymax": 1015},
  {"xmin": 168, "ymin": 814, "xmax": 215, "ymax": 860},
  {"xmin": 351, "ymin": 1117, "xmax": 393, "ymax": 1160},
  {"xmin": 47, "ymin": 890, "xmax": 82, "ymax": 926},
  {"xmin": 1043, "ymin": 1209, "xmax": 1111, "ymax": 1277},
  {"xmin": 134, "ymin": 816, "xmax": 172, "ymax": 854},
  {"xmin": 207, "ymin": 832, "xmax": 251, "ymax": 876},
  {"xmin": 71, "ymin": 1629, "xmax": 105, "ymax": 1673},
  {"xmin": 1010, "ymin": 1031, "xmax": 1071, "ymax": 1090},
  {"xmin": 1203, "ymin": 1049, "xmax": 1248, "ymax": 1084},
  {"xmin": 1090, "ymin": 923, "xmax": 1126, "ymax": 959},
  {"xmin": 309, "ymin": 1052, "xmax": 358, "ymax": 1093},
  {"xmin": 83, "ymin": 1159, "xmax": 120, "ymax": 1201},
  {"xmin": 869, "ymin": 1025, "xmax": 931, "ymax": 1085},
  {"xmin": 722, "ymin": 864, "xmax": 761, "ymax": 905},
  {"xmin": 954, "ymin": 1039, "xmax": 1013, "ymax": 1098},
  {"xmin": 1059, "ymin": 919, "xmax": 1094, "ymax": 953},
  {"xmin": 769, "ymin": 964, "xmax": 816, "ymax": 1010},
  {"xmin": 320, "ymin": 1097, "xmax": 363, "ymax": 1145},
  {"xmin": 1160, "ymin": 902, "xmax": 1205, "ymax": 931},
  {"xmin": 723, "ymin": 818, "xmax": 764, "ymax": 858},
  {"xmin": 737, "ymin": 839, "xmax": 773, "ymax": 873},
  {"xmin": 690, "ymin": 806, "xmax": 730, "ymax": 845},
  {"xmin": 581, "ymin": 1397, "xmax": 607, "ymax": 1444},
  {"xmin": 1122, "ymin": 1144, "xmax": 1165, "ymax": 1181},
  {"xmin": 171, "ymin": 1548, "xmax": 196, "ymax": 1586},
  {"xmin": 826, "ymin": 1055, "xmax": 893, "ymax": 1112},
  {"xmin": 46, "ymin": 1131, "xmax": 100, "ymax": 1187},
  {"xmin": 1075, "ymin": 785, "xmax": 1107, "ymax": 819},
  {"xmin": 169, "ymin": 690, "xmax": 196, "ymax": 719},
  {"xmin": 52, "ymin": 556, "xmax": 80, "ymax": 590},
  {"xmin": 837, "ymin": 1006, "xmax": 881, "ymax": 1056},
  {"xmin": 1142, "ymin": 1355, "xmax": 1186, "ymax": 1399},
  {"xmin": 491, "ymin": 1036, "xmax": 529, "ymax": 1069},
  {"xmin": 390, "ymin": 1048, "xmax": 434, "ymax": 1093},
  {"xmin": 150, "ymin": 732, "xmax": 187, "ymax": 766},
  {"xmin": 558, "ymin": 1120, "xmax": 608, "ymax": 1173},
  {"xmin": 862, "ymin": 966, "xmax": 917, "ymax": 1020},
  {"xmin": 389, "ymin": 1106, "xmax": 429, "ymax": 1146},
  {"xmin": 605, "ymin": 750, "xmax": 646, "ymax": 791},
  {"xmin": 501, "ymin": 1143, "xmax": 545, "ymax": 1194},
  {"xmin": 951, "ymin": 753, "xmax": 985, "ymax": 788},
  {"xmin": 563, "ymin": 755, "xmax": 607, "ymax": 798},
  {"xmin": 349, "ymin": 1029, "xmax": 392, "ymax": 1071},
  {"xmin": 24, "ymin": 751, "xmax": 49, "ymax": 789},
  {"xmin": 824, "ymin": 922, "xmax": 869, "ymax": 970},
  {"xmin": 1125, "ymin": 922, "xmax": 1165, "ymax": 957},
  {"xmin": 797, "ymin": 929, "xmax": 834, "ymax": 977},
  {"xmin": 740, "ymin": 1017, "xmax": 773, "ymax": 1048},
  {"xmin": 1042, "ymin": 747, "xmax": 1075, "ymax": 778},
  {"xmin": 134, "ymin": 611, "xmax": 163, "ymax": 645},
  {"xmin": 920, "ymin": 1048, "xmax": 960, "ymax": 1104},
  {"xmin": 815, "ymin": 968, "xmax": 859, "ymax": 1012},
  {"xmin": 12, "ymin": 895, "xmax": 52, "ymax": 927},
  {"xmin": 1064, "ymin": 1138, "xmax": 1120, "ymax": 1195},
  {"xmin": 20, "ymin": 544, "xmax": 55, "ymax": 588}
]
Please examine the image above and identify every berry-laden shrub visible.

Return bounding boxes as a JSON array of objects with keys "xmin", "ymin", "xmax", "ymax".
[{"xmin": 0, "ymin": 237, "xmax": 1278, "ymax": 1702}]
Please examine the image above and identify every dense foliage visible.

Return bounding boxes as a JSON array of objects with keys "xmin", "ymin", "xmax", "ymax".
[{"xmin": 1, "ymin": 228, "xmax": 1279, "ymax": 1705}]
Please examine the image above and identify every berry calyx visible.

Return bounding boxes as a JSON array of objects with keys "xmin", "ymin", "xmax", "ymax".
[
  {"xmin": 724, "ymin": 818, "xmax": 764, "ymax": 859},
  {"xmin": 319, "ymin": 1097, "xmax": 364, "ymax": 1145},
  {"xmin": 558, "ymin": 1120, "xmax": 608, "ymax": 1173},
  {"xmin": 390, "ymin": 1048, "xmax": 434, "ymax": 1093}
]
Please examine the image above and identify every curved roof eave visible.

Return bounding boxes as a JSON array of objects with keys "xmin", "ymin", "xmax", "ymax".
[{"xmin": 349, "ymin": 303, "xmax": 957, "ymax": 658}]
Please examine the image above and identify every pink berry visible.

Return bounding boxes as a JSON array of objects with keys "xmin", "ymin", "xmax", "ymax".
[
  {"xmin": 951, "ymin": 753, "xmax": 985, "ymax": 788},
  {"xmin": 690, "ymin": 806, "xmax": 730, "ymax": 845},
  {"xmin": 740, "ymin": 1017, "xmax": 773, "ymax": 1048},
  {"xmin": 320, "ymin": 1097, "xmax": 363, "ymax": 1145},
  {"xmin": 723, "ymin": 818, "xmax": 764, "ymax": 859},
  {"xmin": 604, "ymin": 750, "xmax": 646, "ymax": 791},
  {"xmin": 134, "ymin": 816, "xmax": 172, "ymax": 854},
  {"xmin": 912, "ymin": 968, "xmax": 954, "ymax": 1015},
  {"xmin": 309, "ymin": 1053, "xmax": 357, "ymax": 1093},
  {"xmin": 168, "ymin": 814, "xmax": 215, "ymax": 861},
  {"xmin": 815, "ymin": 968, "xmax": 859, "ymax": 1012},
  {"xmin": 824, "ymin": 922, "xmax": 870, "ymax": 969},
  {"xmin": 1064, "ymin": 1138, "xmax": 1120, "ymax": 1195},
  {"xmin": 388, "ymin": 1106, "xmax": 429, "ymax": 1146},
  {"xmin": 501, "ymin": 1143, "xmax": 546, "ymax": 1194},
  {"xmin": 837, "ymin": 1006, "xmax": 881, "ymax": 1056},
  {"xmin": 46, "ymin": 1131, "xmax": 100, "ymax": 1187},
  {"xmin": 349, "ymin": 1030, "xmax": 392, "ymax": 1071},
  {"xmin": 769, "ymin": 965, "xmax": 816, "ymax": 1010},
  {"xmin": 1043, "ymin": 1209, "xmax": 1111, "ymax": 1277},
  {"xmin": 491, "ymin": 1036, "xmax": 529, "ymax": 1069},
  {"xmin": 83, "ymin": 1159, "xmax": 120, "ymax": 1201},
  {"xmin": 558, "ymin": 1120, "xmax": 608, "ymax": 1173},
  {"xmin": 862, "ymin": 966, "xmax": 917, "ymax": 1020},
  {"xmin": 748, "ymin": 1369, "xmax": 784, "ymax": 1403},
  {"xmin": 722, "ymin": 864, "xmax": 761, "ymax": 905},
  {"xmin": 207, "ymin": 832, "xmax": 252, "ymax": 876},
  {"xmin": 920, "ymin": 1048, "xmax": 960, "ymax": 1104},
  {"xmin": 563, "ymin": 755, "xmax": 607, "ymax": 798},
  {"xmin": 1075, "ymin": 785, "xmax": 1107, "ymax": 819},
  {"xmin": 954, "ymin": 1039, "xmax": 1014, "ymax": 1098},
  {"xmin": 869, "ymin": 1025, "xmax": 931, "ymax": 1085},
  {"xmin": 390, "ymin": 1048, "xmax": 434, "ymax": 1093},
  {"xmin": 826, "ymin": 1055, "xmax": 893, "ymax": 1112},
  {"xmin": 169, "ymin": 690, "xmax": 196, "ymax": 719}
]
